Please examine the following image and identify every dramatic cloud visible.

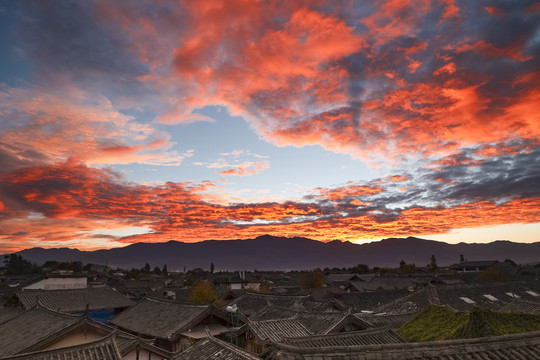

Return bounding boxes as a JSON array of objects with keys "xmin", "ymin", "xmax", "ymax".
[{"xmin": 1, "ymin": 0, "xmax": 539, "ymax": 251}]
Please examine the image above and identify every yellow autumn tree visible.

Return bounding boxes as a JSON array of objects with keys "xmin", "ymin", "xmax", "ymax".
[{"xmin": 189, "ymin": 280, "xmax": 217, "ymax": 304}]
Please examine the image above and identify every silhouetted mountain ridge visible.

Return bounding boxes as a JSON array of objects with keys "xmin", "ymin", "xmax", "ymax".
[{"xmin": 9, "ymin": 235, "xmax": 540, "ymax": 271}]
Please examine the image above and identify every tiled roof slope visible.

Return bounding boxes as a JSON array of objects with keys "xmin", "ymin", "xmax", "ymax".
[
  {"xmin": 297, "ymin": 312, "xmax": 368, "ymax": 333},
  {"xmin": 174, "ymin": 336, "xmax": 261, "ymax": 360},
  {"xmin": 0, "ymin": 333, "xmax": 122, "ymax": 360},
  {"xmin": 278, "ymin": 327, "xmax": 406, "ymax": 348},
  {"xmin": 354, "ymin": 312, "xmax": 417, "ymax": 328},
  {"xmin": 247, "ymin": 317, "xmax": 312, "ymax": 342},
  {"xmin": 266, "ymin": 330, "xmax": 540, "ymax": 360},
  {"xmin": 15, "ymin": 287, "xmax": 133, "ymax": 312},
  {"xmin": 0, "ymin": 306, "xmax": 81, "ymax": 357},
  {"xmin": 499, "ymin": 299, "xmax": 540, "ymax": 314},
  {"xmin": 251, "ymin": 306, "xmax": 366, "ymax": 334},
  {"xmin": 0, "ymin": 307, "xmax": 23, "ymax": 324},
  {"xmin": 371, "ymin": 281, "xmax": 540, "ymax": 315},
  {"xmin": 434, "ymin": 281, "xmax": 540, "ymax": 311},
  {"xmin": 110, "ymin": 297, "xmax": 213, "ymax": 340},
  {"xmin": 337, "ymin": 289, "xmax": 411, "ymax": 312},
  {"xmin": 224, "ymin": 292, "xmax": 312, "ymax": 317},
  {"xmin": 250, "ymin": 306, "xmax": 298, "ymax": 321},
  {"xmin": 374, "ymin": 286, "xmax": 433, "ymax": 314}
]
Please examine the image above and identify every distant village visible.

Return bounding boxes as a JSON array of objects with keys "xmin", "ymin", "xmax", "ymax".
[{"xmin": 1, "ymin": 254, "xmax": 540, "ymax": 359}]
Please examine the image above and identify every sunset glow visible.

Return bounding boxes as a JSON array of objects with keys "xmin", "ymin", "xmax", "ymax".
[{"xmin": 0, "ymin": 0, "xmax": 539, "ymax": 252}]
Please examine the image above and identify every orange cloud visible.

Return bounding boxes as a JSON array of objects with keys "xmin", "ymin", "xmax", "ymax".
[{"xmin": 1, "ymin": 160, "xmax": 539, "ymax": 251}]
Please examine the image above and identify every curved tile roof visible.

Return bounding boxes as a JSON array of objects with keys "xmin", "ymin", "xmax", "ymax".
[
  {"xmin": 110, "ymin": 297, "xmax": 214, "ymax": 340},
  {"xmin": 15, "ymin": 287, "xmax": 133, "ymax": 313}
]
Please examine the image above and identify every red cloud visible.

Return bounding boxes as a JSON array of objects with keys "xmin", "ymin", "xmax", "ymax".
[
  {"xmin": 218, "ymin": 162, "xmax": 269, "ymax": 176},
  {"xmin": 93, "ymin": 1, "xmax": 540, "ymax": 166},
  {"xmin": 1, "ymin": 161, "xmax": 539, "ymax": 252}
]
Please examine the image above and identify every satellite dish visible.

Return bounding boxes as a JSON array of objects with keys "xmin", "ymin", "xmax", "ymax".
[{"xmin": 226, "ymin": 304, "xmax": 238, "ymax": 313}]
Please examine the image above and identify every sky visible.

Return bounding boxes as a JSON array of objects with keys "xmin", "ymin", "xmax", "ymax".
[{"xmin": 0, "ymin": 0, "xmax": 539, "ymax": 253}]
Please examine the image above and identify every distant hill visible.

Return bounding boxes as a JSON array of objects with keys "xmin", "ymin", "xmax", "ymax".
[{"xmin": 10, "ymin": 235, "xmax": 540, "ymax": 271}]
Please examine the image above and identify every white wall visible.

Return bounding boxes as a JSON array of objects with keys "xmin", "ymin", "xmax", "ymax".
[{"xmin": 23, "ymin": 277, "xmax": 87, "ymax": 290}]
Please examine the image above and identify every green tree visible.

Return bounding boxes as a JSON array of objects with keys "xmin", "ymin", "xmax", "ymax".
[
  {"xmin": 189, "ymin": 281, "xmax": 217, "ymax": 304},
  {"xmin": 3, "ymin": 254, "xmax": 36, "ymax": 275},
  {"xmin": 210, "ymin": 262, "xmax": 215, "ymax": 274},
  {"xmin": 428, "ymin": 255, "xmax": 438, "ymax": 272},
  {"xmin": 153, "ymin": 266, "xmax": 162, "ymax": 275},
  {"xmin": 399, "ymin": 260, "xmax": 416, "ymax": 273},
  {"xmin": 300, "ymin": 270, "xmax": 326, "ymax": 290},
  {"xmin": 162, "ymin": 264, "xmax": 168, "ymax": 275},
  {"xmin": 350, "ymin": 263, "xmax": 369, "ymax": 274},
  {"xmin": 143, "ymin": 263, "xmax": 151, "ymax": 273},
  {"xmin": 399, "ymin": 260, "xmax": 406, "ymax": 269}
]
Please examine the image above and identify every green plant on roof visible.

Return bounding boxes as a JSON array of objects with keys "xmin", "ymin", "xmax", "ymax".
[{"xmin": 397, "ymin": 305, "xmax": 540, "ymax": 342}]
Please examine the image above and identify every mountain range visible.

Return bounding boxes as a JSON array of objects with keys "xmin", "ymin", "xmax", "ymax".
[{"xmin": 8, "ymin": 235, "xmax": 540, "ymax": 271}]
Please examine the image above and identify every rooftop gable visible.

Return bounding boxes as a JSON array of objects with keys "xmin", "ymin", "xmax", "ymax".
[
  {"xmin": 0, "ymin": 306, "xmax": 81, "ymax": 357},
  {"xmin": 0, "ymin": 333, "xmax": 122, "ymax": 360}
]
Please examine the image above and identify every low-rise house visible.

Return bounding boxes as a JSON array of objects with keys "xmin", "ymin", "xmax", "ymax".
[
  {"xmin": 0, "ymin": 305, "xmax": 181, "ymax": 360},
  {"xmin": 369, "ymin": 280, "xmax": 540, "ymax": 314},
  {"xmin": 235, "ymin": 309, "xmax": 370, "ymax": 355},
  {"xmin": 22, "ymin": 276, "xmax": 87, "ymax": 290},
  {"xmin": 6, "ymin": 286, "xmax": 133, "ymax": 322},
  {"xmin": 213, "ymin": 275, "xmax": 248, "ymax": 290},
  {"xmin": 0, "ymin": 333, "xmax": 123, "ymax": 360},
  {"xmin": 0, "ymin": 305, "xmax": 111, "ymax": 358},
  {"xmin": 110, "ymin": 297, "xmax": 231, "ymax": 352},
  {"xmin": 450, "ymin": 260, "xmax": 499, "ymax": 272}
]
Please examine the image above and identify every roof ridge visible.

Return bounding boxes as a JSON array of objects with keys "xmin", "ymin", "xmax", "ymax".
[
  {"xmin": 30, "ymin": 303, "xmax": 82, "ymax": 318},
  {"xmin": 272, "ymin": 329, "xmax": 540, "ymax": 355},
  {"xmin": 144, "ymin": 296, "xmax": 212, "ymax": 307}
]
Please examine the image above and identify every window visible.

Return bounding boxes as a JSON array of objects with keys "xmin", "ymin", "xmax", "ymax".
[{"xmin": 459, "ymin": 297, "xmax": 476, "ymax": 304}]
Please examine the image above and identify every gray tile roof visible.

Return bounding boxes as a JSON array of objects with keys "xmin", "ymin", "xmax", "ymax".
[
  {"xmin": 0, "ymin": 333, "xmax": 122, "ymax": 360},
  {"xmin": 174, "ymin": 335, "xmax": 261, "ymax": 360},
  {"xmin": 0, "ymin": 307, "xmax": 23, "ymax": 324},
  {"xmin": 14, "ymin": 287, "xmax": 134, "ymax": 313},
  {"xmin": 277, "ymin": 327, "xmax": 406, "ymax": 348},
  {"xmin": 243, "ymin": 310, "xmax": 368, "ymax": 343},
  {"xmin": 499, "ymin": 299, "xmax": 540, "ymax": 314},
  {"xmin": 374, "ymin": 286, "xmax": 433, "ymax": 314},
  {"xmin": 0, "ymin": 306, "xmax": 82, "ymax": 357},
  {"xmin": 336, "ymin": 289, "xmax": 411, "ymax": 312},
  {"xmin": 433, "ymin": 281, "xmax": 540, "ymax": 311},
  {"xmin": 368, "ymin": 281, "xmax": 540, "ymax": 315},
  {"xmin": 247, "ymin": 317, "xmax": 312, "ymax": 342},
  {"xmin": 224, "ymin": 292, "xmax": 312, "ymax": 317},
  {"xmin": 354, "ymin": 312, "xmax": 417, "ymax": 328},
  {"xmin": 110, "ymin": 297, "xmax": 214, "ymax": 340},
  {"xmin": 295, "ymin": 312, "xmax": 367, "ymax": 334},
  {"xmin": 266, "ymin": 330, "xmax": 540, "ymax": 360}
]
